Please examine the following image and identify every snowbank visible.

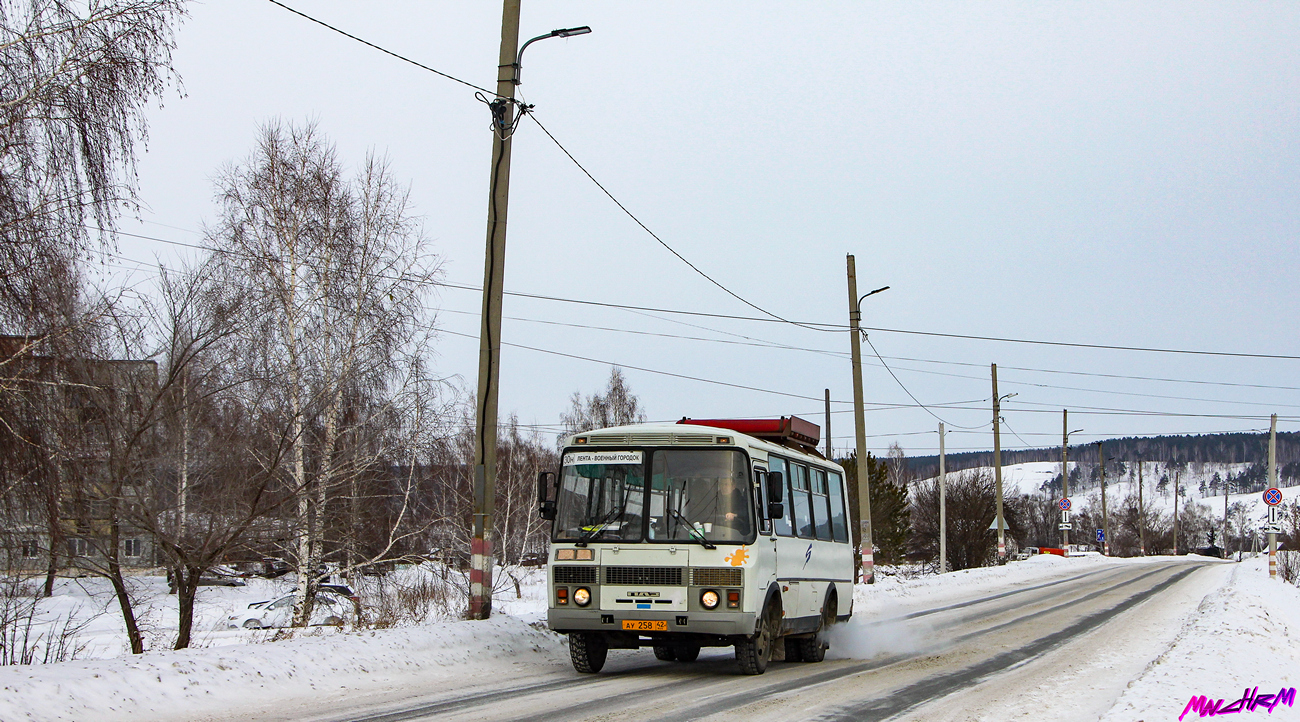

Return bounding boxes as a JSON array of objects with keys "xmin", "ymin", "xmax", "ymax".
[
  {"xmin": 0, "ymin": 612, "xmax": 567, "ymax": 722},
  {"xmin": 1101, "ymin": 556, "xmax": 1300, "ymax": 720}
]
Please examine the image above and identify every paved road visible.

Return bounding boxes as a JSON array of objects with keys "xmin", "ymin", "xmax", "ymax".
[{"xmin": 308, "ymin": 559, "xmax": 1217, "ymax": 722}]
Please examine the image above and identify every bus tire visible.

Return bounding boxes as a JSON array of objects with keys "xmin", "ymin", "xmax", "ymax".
[
  {"xmin": 653, "ymin": 645, "xmax": 676, "ymax": 661},
  {"xmin": 799, "ymin": 591, "xmax": 836, "ymax": 663},
  {"xmin": 673, "ymin": 644, "xmax": 700, "ymax": 662},
  {"xmin": 569, "ymin": 632, "xmax": 608, "ymax": 673},
  {"xmin": 736, "ymin": 601, "xmax": 778, "ymax": 675}
]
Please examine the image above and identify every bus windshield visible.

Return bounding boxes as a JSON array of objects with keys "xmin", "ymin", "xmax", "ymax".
[
  {"xmin": 553, "ymin": 451, "xmax": 646, "ymax": 542},
  {"xmin": 648, "ymin": 449, "xmax": 753, "ymax": 544}
]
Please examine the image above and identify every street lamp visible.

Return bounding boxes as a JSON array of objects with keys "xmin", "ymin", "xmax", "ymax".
[
  {"xmin": 991, "ymin": 387, "xmax": 1015, "ymax": 563},
  {"xmin": 1060, "ymin": 410, "xmax": 1082, "ymax": 549},
  {"xmin": 514, "ymin": 26, "xmax": 592, "ymax": 85},
  {"xmin": 470, "ymin": 7, "xmax": 590, "ymax": 620},
  {"xmin": 846, "ymin": 254, "xmax": 887, "ymax": 584}
]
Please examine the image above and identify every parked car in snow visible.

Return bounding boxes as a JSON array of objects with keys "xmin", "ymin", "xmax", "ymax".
[
  {"xmin": 199, "ymin": 565, "xmax": 247, "ymax": 586},
  {"xmin": 228, "ymin": 592, "xmax": 349, "ymax": 629}
]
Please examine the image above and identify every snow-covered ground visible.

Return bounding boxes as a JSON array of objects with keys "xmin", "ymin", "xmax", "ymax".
[
  {"xmin": 1102, "ymin": 555, "xmax": 1300, "ymax": 720},
  {"xmin": 1, "ymin": 553, "xmax": 1296, "ymax": 721}
]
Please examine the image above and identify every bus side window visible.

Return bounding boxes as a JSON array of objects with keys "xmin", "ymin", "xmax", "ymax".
[
  {"xmin": 812, "ymin": 468, "xmax": 833, "ymax": 541},
  {"xmin": 770, "ymin": 457, "xmax": 793, "ymax": 537},
  {"xmin": 791, "ymin": 463, "xmax": 815, "ymax": 539},
  {"xmin": 828, "ymin": 470, "xmax": 849, "ymax": 542},
  {"xmin": 753, "ymin": 467, "xmax": 771, "ymax": 535}
]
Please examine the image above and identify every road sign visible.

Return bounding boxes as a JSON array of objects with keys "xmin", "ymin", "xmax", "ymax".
[
  {"xmin": 1096, "ymin": 529, "xmax": 1105, "ymax": 542},
  {"xmin": 1059, "ymin": 498, "xmax": 1072, "ymax": 511},
  {"xmin": 1061, "ymin": 510, "xmax": 1070, "ymax": 523},
  {"xmin": 1058, "ymin": 523, "xmax": 1073, "ymax": 530},
  {"xmin": 1268, "ymin": 506, "xmax": 1282, "ymax": 525},
  {"xmin": 1264, "ymin": 488, "xmax": 1283, "ymax": 506},
  {"xmin": 1264, "ymin": 523, "xmax": 1283, "ymax": 535}
]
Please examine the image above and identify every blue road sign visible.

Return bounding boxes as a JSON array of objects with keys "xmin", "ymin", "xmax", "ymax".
[
  {"xmin": 1059, "ymin": 498, "xmax": 1072, "ymax": 512},
  {"xmin": 1264, "ymin": 488, "xmax": 1282, "ymax": 506},
  {"xmin": 1097, "ymin": 529, "xmax": 1105, "ymax": 542}
]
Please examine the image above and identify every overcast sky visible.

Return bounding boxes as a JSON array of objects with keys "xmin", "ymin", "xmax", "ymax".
[{"xmin": 110, "ymin": 1, "xmax": 1300, "ymax": 456}]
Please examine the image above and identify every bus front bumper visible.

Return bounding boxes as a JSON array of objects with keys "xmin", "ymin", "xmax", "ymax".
[{"xmin": 548, "ymin": 608, "xmax": 758, "ymax": 638}]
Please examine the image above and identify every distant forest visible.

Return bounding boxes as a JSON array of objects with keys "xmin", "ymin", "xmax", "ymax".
[{"xmin": 907, "ymin": 431, "xmax": 1300, "ymax": 488}]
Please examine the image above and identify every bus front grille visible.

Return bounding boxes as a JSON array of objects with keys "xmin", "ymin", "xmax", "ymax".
[
  {"xmin": 553, "ymin": 565, "xmax": 598, "ymax": 584},
  {"xmin": 605, "ymin": 566, "xmax": 683, "ymax": 586},
  {"xmin": 690, "ymin": 567, "xmax": 743, "ymax": 587}
]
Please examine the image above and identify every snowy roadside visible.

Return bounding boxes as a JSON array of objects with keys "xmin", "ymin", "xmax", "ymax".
[
  {"xmin": 0, "ymin": 554, "xmax": 1263, "ymax": 722},
  {"xmin": 0, "ymin": 613, "xmax": 569, "ymax": 722},
  {"xmin": 1101, "ymin": 556, "xmax": 1300, "ymax": 721}
]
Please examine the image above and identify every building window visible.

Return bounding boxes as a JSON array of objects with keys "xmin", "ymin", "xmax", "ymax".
[
  {"xmin": 22, "ymin": 539, "xmax": 40, "ymax": 558},
  {"xmin": 66, "ymin": 538, "xmax": 88, "ymax": 557},
  {"xmin": 123, "ymin": 539, "xmax": 143, "ymax": 558}
]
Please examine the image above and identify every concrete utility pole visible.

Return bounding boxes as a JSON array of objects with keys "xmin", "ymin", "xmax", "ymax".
[
  {"xmin": 939, "ymin": 422, "xmax": 947, "ymax": 573},
  {"xmin": 1098, "ymin": 441, "xmax": 1108, "ymax": 555},
  {"xmin": 1174, "ymin": 468, "xmax": 1180, "ymax": 555},
  {"xmin": 1270, "ymin": 414, "xmax": 1278, "ymax": 578},
  {"xmin": 1139, "ymin": 456, "xmax": 1146, "ymax": 556},
  {"xmin": 469, "ymin": 0, "xmax": 523, "ymax": 620},
  {"xmin": 824, "ymin": 388, "xmax": 833, "ymax": 459},
  {"xmin": 992, "ymin": 364, "xmax": 1005, "ymax": 562},
  {"xmin": 847, "ymin": 255, "xmax": 887, "ymax": 584},
  {"xmin": 1061, "ymin": 410, "xmax": 1070, "ymax": 549},
  {"xmin": 1223, "ymin": 459, "xmax": 1230, "ymax": 560}
]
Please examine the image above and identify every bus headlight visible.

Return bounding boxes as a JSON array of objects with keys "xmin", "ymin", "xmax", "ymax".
[
  {"xmin": 701, "ymin": 589, "xmax": 720, "ymax": 609},
  {"xmin": 574, "ymin": 587, "xmax": 592, "ymax": 607}
]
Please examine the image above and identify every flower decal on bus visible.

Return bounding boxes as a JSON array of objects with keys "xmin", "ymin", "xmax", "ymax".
[{"xmin": 725, "ymin": 546, "xmax": 749, "ymax": 567}]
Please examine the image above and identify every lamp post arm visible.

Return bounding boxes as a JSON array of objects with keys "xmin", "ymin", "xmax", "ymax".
[{"xmin": 515, "ymin": 26, "xmax": 592, "ymax": 85}]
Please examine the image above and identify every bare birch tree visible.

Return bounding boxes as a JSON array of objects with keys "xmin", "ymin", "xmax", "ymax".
[{"xmin": 207, "ymin": 120, "xmax": 442, "ymax": 627}]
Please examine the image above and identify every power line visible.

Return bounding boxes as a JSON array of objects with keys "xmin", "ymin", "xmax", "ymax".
[
  {"xmin": 860, "ymin": 332, "xmax": 988, "ymax": 430},
  {"xmin": 437, "ymin": 327, "xmax": 987, "ymax": 414},
  {"xmin": 1001, "ymin": 401, "xmax": 1298, "ymax": 422},
  {"xmin": 526, "ymin": 112, "xmax": 834, "ymax": 334},
  {"xmin": 264, "ymin": 0, "xmax": 499, "ymax": 96},
  {"xmin": 110, "ymin": 224, "xmax": 1300, "ymax": 395}
]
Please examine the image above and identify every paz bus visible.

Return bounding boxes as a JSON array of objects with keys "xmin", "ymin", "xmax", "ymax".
[{"xmin": 537, "ymin": 416, "xmax": 856, "ymax": 675}]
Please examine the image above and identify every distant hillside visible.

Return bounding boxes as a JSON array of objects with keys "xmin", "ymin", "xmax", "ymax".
[{"xmin": 906, "ymin": 431, "xmax": 1300, "ymax": 486}]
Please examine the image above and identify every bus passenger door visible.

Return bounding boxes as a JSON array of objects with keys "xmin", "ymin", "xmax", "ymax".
[{"xmin": 752, "ymin": 464, "xmax": 778, "ymax": 597}]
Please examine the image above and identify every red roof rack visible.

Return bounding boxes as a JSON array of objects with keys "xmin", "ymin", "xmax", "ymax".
[{"xmin": 677, "ymin": 416, "xmax": 821, "ymax": 451}]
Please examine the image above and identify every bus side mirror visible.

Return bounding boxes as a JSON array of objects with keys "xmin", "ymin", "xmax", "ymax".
[
  {"xmin": 538, "ymin": 471, "xmax": 557, "ymax": 520},
  {"xmin": 766, "ymin": 472, "xmax": 784, "ymax": 521},
  {"xmin": 766, "ymin": 472, "xmax": 784, "ymax": 504}
]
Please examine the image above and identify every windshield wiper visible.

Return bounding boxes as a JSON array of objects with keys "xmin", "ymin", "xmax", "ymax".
[
  {"xmin": 575, "ymin": 495, "xmax": 629, "ymax": 547},
  {"xmin": 668, "ymin": 508, "xmax": 716, "ymax": 549}
]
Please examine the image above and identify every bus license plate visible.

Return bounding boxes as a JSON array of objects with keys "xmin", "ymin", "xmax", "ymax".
[{"xmin": 622, "ymin": 620, "xmax": 667, "ymax": 632}]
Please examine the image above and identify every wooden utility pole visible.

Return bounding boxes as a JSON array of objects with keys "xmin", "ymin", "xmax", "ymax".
[
  {"xmin": 1098, "ymin": 441, "xmax": 1108, "ymax": 555},
  {"xmin": 846, "ymin": 255, "xmax": 874, "ymax": 584},
  {"xmin": 939, "ymin": 422, "xmax": 947, "ymax": 573},
  {"xmin": 992, "ymin": 364, "xmax": 1005, "ymax": 562},
  {"xmin": 1269, "ymin": 413, "xmax": 1278, "ymax": 578},
  {"xmin": 470, "ymin": 0, "xmax": 522, "ymax": 620},
  {"xmin": 1061, "ymin": 410, "xmax": 1070, "ymax": 548},
  {"xmin": 824, "ymin": 388, "xmax": 832, "ymax": 459}
]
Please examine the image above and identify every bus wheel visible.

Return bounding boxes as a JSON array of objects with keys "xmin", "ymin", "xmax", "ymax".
[
  {"xmin": 569, "ymin": 632, "xmax": 608, "ymax": 674},
  {"xmin": 736, "ymin": 602, "xmax": 778, "ymax": 675},
  {"xmin": 653, "ymin": 645, "xmax": 676, "ymax": 661},
  {"xmin": 799, "ymin": 592, "xmax": 837, "ymax": 663},
  {"xmin": 673, "ymin": 644, "xmax": 700, "ymax": 662}
]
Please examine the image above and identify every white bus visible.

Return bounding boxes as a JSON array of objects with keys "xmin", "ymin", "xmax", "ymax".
[{"xmin": 538, "ymin": 416, "xmax": 856, "ymax": 675}]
